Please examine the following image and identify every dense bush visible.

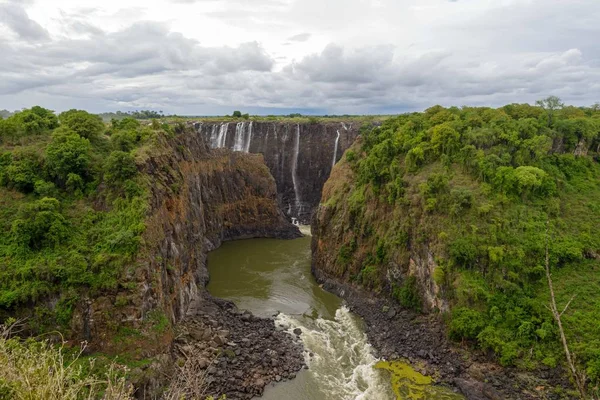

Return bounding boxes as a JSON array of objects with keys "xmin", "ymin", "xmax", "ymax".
[
  {"xmin": 104, "ymin": 151, "xmax": 137, "ymax": 184},
  {"xmin": 11, "ymin": 197, "xmax": 68, "ymax": 251}
]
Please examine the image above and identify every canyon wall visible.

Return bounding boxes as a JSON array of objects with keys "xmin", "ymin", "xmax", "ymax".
[
  {"xmin": 195, "ymin": 121, "xmax": 360, "ymax": 224},
  {"xmin": 71, "ymin": 128, "xmax": 300, "ymax": 353}
]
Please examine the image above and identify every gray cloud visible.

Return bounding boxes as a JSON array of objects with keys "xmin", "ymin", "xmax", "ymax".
[
  {"xmin": 0, "ymin": 0, "xmax": 599, "ymax": 114},
  {"xmin": 0, "ymin": 3, "xmax": 48, "ymax": 41}
]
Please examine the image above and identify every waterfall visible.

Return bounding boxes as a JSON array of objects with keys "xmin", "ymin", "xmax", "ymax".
[
  {"xmin": 341, "ymin": 122, "xmax": 348, "ymax": 131},
  {"xmin": 233, "ymin": 122, "xmax": 246, "ymax": 151},
  {"xmin": 216, "ymin": 123, "xmax": 230, "ymax": 148},
  {"xmin": 332, "ymin": 130, "xmax": 340, "ymax": 169},
  {"xmin": 209, "ymin": 124, "xmax": 219, "ymax": 148},
  {"xmin": 291, "ymin": 124, "xmax": 301, "ymax": 216},
  {"xmin": 244, "ymin": 121, "xmax": 253, "ymax": 153}
]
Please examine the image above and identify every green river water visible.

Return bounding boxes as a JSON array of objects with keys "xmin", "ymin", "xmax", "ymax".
[{"xmin": 207, "ymin": 233, "xmax": 464, "ymax": 400}]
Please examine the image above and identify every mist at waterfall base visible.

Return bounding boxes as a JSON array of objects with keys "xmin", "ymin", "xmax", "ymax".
[{"xmin": 207, "ymin": 236, "xmax": 395, "ymax": 399}]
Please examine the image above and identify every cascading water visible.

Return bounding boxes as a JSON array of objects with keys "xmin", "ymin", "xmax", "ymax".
[
  {"xmin": 209, "ymin": 124, "xmax": 219, "ymax": 148},
  {"xmin": 244, "ymin": 121, "xmax": 253, "ymax": 153},
  {"xmin": 233, "ymin": 122, "xmax": 246, "ymax": 151},
  {"xmin": 291, "ymin": 124, "xmax": 302, "ymax": 217},
  {"xmin": 216, "ymin": 123, "xmax": 230, "ymax": 148},
  {"xmin": 332, "ymin": 130, "xmax": 340, "ymax": 169}
]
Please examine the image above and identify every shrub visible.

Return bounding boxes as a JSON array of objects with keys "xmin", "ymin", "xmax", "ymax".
[
  {"xmin": 33, "ymin": 180, "xmax": 56, "ymax": 197},
  {"xmin": 1, "ymin": 149, "xmax": 43, "ymax": 193},
  {"xmin": 11, "ymin": 197, "xmax": 69, "ymax": 251},
  {"xmin": 449, "ymin": 307, "xmax": 486, "ymax": 341},
  {"xmin": 393, "ymin": 276, "xmax": 421, "ymax": 311},
  {"xmin": 449, "ymin": 236, "xmax": 478, "ymax": 268}
]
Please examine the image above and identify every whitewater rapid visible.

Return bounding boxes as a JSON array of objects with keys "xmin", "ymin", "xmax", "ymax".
[{"xmin": 275, "ymin": 307, "xmax": 393, "ymax": 400}]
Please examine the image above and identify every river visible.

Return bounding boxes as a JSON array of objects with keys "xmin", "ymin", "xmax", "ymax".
[{"xmin": 207, "ymin": 233, "xmax": 463, "ymax": 399}]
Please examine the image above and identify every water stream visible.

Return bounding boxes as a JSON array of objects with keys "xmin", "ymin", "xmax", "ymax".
[{"xmin": 207, "ymin": 233, "xmax": 463, "ymax": 399}]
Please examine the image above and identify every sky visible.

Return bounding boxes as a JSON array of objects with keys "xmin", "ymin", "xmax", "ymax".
[{"xmin": 0, "ymin": 0, "xmax": 599, "ymax": 115}]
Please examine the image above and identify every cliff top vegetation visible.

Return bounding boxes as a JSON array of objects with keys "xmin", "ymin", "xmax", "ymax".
[{"xmin": 322, "ymin": 98, "xmax": 600, "ymax": 395}]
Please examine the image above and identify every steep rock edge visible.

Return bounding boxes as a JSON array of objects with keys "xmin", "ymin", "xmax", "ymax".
[
  {"xmin": 69, "ymin": 130, "xmax": 304, "ymax": 398},
  {"xmin": 311, "ymin": 141, "xmax": 569, "ymax": 400},
  {"xmin": 196, "ymin": 120, "xmax": 361, "ymax": 224}
]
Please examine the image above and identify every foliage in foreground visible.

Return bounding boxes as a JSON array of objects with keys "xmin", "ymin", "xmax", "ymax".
[
  {"xmin": 0, "ymin": 321, "xmax": 133, "ymax": 400},
  {"xmin": 327, "ymin": 99, "xmax": 600, "ymax": 392}
]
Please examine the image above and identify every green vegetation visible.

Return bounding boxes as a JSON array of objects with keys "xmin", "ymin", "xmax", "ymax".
[
  {"xmin": 0, "ymin": 106, "xmax": 161, "ymax": 331},
  {"xmin": 327, "ymin": 99, "xmax": 600, "ymax": 392}
]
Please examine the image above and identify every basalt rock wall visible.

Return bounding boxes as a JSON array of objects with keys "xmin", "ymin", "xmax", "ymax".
[
  {"xmin": 70, "ymin": 128, "xmax": 300, "ymax": 354},
  {"xmin": 195, "ymin": 121, "xmax": 360, "ymax": 224}
]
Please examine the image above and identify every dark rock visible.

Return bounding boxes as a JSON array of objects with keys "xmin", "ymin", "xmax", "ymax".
[{"xmin": 293, "ymin": 328, "xmax": 302, "ymax": 336}]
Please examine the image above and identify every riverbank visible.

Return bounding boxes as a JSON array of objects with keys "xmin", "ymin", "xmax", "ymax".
[
  {"xmin": 311, "ymin": 269, "xmax": 573, "ymax": 400},
  {"xmin": 171, "ymin": 295, "xmax": 305, "ymax": 399}
]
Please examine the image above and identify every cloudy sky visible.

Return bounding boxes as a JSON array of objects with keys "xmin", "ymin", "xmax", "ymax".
[{"xmin": 0, "ymin": 0, "xmax": 599, "ymax": 115}]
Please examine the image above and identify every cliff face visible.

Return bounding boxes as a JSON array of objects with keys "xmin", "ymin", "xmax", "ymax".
[
  {"xmin": 195, "ymin": 121, "xmax": 360, "ymax": 224},
  {"xmin": 311, "ymin": 139, "xmax": 450, "ymax": 313},
  {"xmin": 71, "ymin": 129, "xmax": 300, "ymax": 353}
]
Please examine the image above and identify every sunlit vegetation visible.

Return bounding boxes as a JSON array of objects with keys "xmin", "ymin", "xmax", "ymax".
[{"xmin": 328, "ymin": 99, "xmax": 600, "ymax": 393}]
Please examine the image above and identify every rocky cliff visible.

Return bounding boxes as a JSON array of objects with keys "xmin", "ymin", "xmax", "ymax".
[
  {"xmin": 195, "ymin": 121, "xmax": 360, "ymax": 224},
  {"xmin": 70, "ymin": 128, "xmax": 300, "ymax": 354}
]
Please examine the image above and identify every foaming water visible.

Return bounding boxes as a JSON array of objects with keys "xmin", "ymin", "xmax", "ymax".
[{"xmin": 275, "ymin": 308, "xmax": 393, "ymax": 400}]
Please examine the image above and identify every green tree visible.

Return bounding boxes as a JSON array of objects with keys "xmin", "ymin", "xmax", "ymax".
[
  {"xmin": 45, "ymin": 129, "xmax": 91, "ymax": 185},
  {"xmin": 232, "ymin": 111, "xmax": 242, "ymax": 118},
  {"xmin": 59, "ymin": 110, "xmax": 104, "ymax": 139},
  {"xmin": 104, "ymin": 151, "xmax": 137, "ymax": 184},
  {"xmin": 9, "ymin": 107, "xmax": 58, "ymax": 135}
]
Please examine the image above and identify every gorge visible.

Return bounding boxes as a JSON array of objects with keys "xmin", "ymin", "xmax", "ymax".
[{"xmin": 1, "ymin": 105, "xmax": 599, "ymax": 400}]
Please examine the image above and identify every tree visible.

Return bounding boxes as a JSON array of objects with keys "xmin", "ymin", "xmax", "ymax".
[
  {"xmin": 11, "ymin": 197, "xmax": 69, "ymax": 250},
  {"xmin": 232, "ymin": 111, "xmax": 242, "ymax": 118},
  {"xmin": 59, "ymin": 110, "xmax": 104, "ymax": 139},
  {"xmin": 104, "ymin": 151, "xmax": 137, "ymax": 184},
  {"xmin": 10, "ymin": 107, "xmax": 58, "ymax": 135},
  {"xmin": 536, "ymin": 96, "xmax": 564, "ymax": 126},
  {"xmin": 45, "ymin": 128, "xmax": 91, "ymax": 185},
  {"xmin": 1, "ymin": 149, "xmax": 44, "ymax": 193}
]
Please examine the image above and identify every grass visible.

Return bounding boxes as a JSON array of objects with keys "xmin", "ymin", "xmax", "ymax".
[{"xmin": 0, "ymin": 320, "xmax": 133, "ymax": 400}]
